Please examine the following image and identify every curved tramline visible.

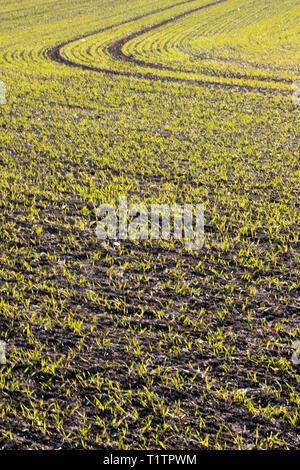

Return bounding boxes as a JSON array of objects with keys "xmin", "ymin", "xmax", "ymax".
[{"xmin": 47, "ymin": 0, "xmax": 299, "ymax": 93}]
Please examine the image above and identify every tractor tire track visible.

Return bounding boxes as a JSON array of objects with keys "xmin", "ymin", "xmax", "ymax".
[{"xmin": 48, "ymin": 0, "xmax": 291, "ymax": 93}]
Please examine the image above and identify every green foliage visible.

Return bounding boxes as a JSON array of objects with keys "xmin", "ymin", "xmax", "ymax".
[{"xmin": 0, "ymin": 0, "xmax": 299, "ymax": 450}]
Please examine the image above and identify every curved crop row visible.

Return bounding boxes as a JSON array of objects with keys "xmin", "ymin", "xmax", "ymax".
[
  {"xmin": 49, "ymin": 0, "xmax": 299, "ymax": 93},
  {"xmin": 1, "ymin": 0, "xmax": 298, "ymax": 93}
]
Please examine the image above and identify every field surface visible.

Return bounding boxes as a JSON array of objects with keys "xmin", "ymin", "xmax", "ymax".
[{"xmin": 0, "ymin": 0, "xmax": 299, "ymax": 450}]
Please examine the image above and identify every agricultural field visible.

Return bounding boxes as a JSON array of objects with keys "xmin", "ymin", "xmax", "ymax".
[{"xmin": 0, "ymin": 0, "xmax": 299, "ymax": 451}]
